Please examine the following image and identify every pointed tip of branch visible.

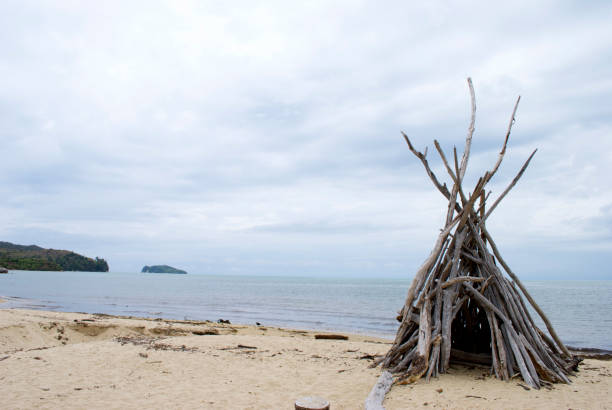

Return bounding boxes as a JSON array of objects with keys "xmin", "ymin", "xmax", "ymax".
[
  {"xmin": 402, "ymin": 131, "xmax": 413, "ymax": 147},
  {"xmin": 524, "ymin": 148, "xmax": 538, "ymax": 165}
]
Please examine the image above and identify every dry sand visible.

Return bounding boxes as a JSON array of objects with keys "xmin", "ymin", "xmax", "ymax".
[{"xmin": 1, "ymin": 308, "xmax": 610, "ymax": 409}]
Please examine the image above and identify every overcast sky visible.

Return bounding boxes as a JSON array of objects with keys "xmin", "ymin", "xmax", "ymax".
[{"xmin": 1, "ymin": 1, "xmax": 611, "ymax": 278}]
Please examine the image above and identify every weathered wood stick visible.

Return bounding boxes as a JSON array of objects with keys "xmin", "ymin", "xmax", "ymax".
[
  {"xmin": 426, "ymin": 343, "xmax": 441, "ymax": 381},
  {"xmin": 433, "ymin": 139, "xmax": 464, "ymax": 224},
  {"xmin": 453, "ymin": 146, "xmax": 460, "ymax": 185},
  {"xmin": 448, "ymin": 229, "xmax": 468, "ymax": 280},
  {"xmin": 482, "ymin": 149, "xmax": 537, "ymax": 222},
  {"xmin": 451, "ymin": 348, "xmax": 493, "ymax": 366},
  {"xmin": 472, "ymin": 191, "xmax": 491, "ymax": 220},
  {"xmin": 434, "ymin": 140, "xmax": 469, "ymax": 207},
  {"xmin": 440, "ymin": 289, "xmax": 456, "ymax": 372},
  {"xmin": 364, "ymin": 371, "xmax": 393, "ymax": 410},
  {"xmin": 314, "ymin": 334, "xmax": 348, "ymax": 340},
  {"xmin": 429, "ymin": 289, "xmax": 443, "ymax": 379},
  {"xmin": 417, "ymin": 298, "xmax": 432, "ymax": 358},
  {"xmin": 383, "ymin": 333, "xmax": 418, "ymax": 368},
  {"xmin": 479, "ymin": 275, "xmax": 494, "ymax": 294},
  {"xmin": 441, "ymin": 276, "xmax": 485, "ymax": 289},
  {"xmin": 420, "ymin": 250, "xmax": 453, "ymax": 306},
  {"xmin": 402, "ymin": 131, "xmax": 451, "ymax": 201},
  {"xmin": 451, "ymin": 295, "xmax": 469, "ymax": 319},
  {"xmin": 389, "ymin": 346, "xmax": 418, "ymax": 373},
  {"xmin": 445, "ymin": 77, "xmax": 476, "ymax": 224},
  {"xmin": 479, "ymin": 190, "xmax": 487, "ymax": 244},
  {"xmin": 460, "ymin": 250, "xmax": 483, "ymax": 264},
  {"xmin": 485, "ymin": 95, "xmax": 521, "ymax": 183},
  {"xmin": 499, "ymin": 321, "xmax": 517, "ymax": 376},
  {"xmin": 537, "ymin": 328, "xmax": 562, "ymax": 357},
  {"xmin": 459, "ymin": 77, "xmax": 476, "ymax": 181}
]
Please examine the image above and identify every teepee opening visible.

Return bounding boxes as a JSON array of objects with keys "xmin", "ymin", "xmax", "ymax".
[
  {"xmin": 375, "ymin": 78, "xmax": 580, "ymax": 389},
  {"xmin": 451, "ymin": 299, "xmax": 491, "ymax": 357}
]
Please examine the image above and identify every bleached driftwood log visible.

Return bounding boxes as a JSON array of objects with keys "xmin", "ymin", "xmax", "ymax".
[{"xmin": 364, "ymin": 371, "xmax": 393, "ymax": 410}]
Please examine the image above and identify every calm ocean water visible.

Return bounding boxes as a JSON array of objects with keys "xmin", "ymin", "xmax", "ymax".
[{"xmin": 1, "ymin": 271, "xmax": 610, "ymax": 350}]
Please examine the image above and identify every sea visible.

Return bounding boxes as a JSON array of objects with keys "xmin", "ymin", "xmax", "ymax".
[{"xmin": 1, "ymin": 271, "xmax": 610, "ymax": 350}]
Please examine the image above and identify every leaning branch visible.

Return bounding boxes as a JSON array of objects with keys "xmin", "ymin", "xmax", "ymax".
[
  {"xmin": 459, "ymin": 77, "xmax": 476, "ymax": 181},
  {"xmin": 482, "ymin": 148, "xmax": 537, "ymax": 222},
  {"xmin": 402, "ymin": 132, "xmax": 451, "ymax": 200},
  {"xmin": 485, "ymin": 96, "xmax": 521, "ymax": 184}
]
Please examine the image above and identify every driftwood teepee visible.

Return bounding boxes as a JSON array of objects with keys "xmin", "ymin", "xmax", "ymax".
[{"xmin": 378, "ymin": 79, "xmax": 580, "ymax": 389}]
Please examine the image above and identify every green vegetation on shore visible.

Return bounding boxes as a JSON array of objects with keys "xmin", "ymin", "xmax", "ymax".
[
  {"xmin": 0, "ymin": 241, "xmax": 109, "ymax": 272},
  {"xmin": 141, "ymin": 265, "xmax": 187, "ymax": 274}
]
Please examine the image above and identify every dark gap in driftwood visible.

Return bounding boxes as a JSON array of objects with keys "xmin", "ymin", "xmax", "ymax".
[{"xmin": 450, "ymin": 298, "xmax": 492, "ymax": 357}]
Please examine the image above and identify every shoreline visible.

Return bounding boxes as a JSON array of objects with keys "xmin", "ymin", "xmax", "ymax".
[
  {"xmin": 1, "ymin": 308, "xmax": 611, "ymax": 409},
  {"xmin": 4, "ymin": 297, "xmax": 612, "ymax": 355},
  {"xmin": 0, "ymin": 294, "xmax": 398, "ymax": 341},
  {"xmin": 2, "ymin": 274, "xmax": 611, "ymax": 351}
]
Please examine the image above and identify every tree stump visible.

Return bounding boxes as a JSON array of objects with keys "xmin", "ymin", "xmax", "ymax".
[{"xmin": 295, "ymin": 396, "xmax": 330, "ymax": 410}]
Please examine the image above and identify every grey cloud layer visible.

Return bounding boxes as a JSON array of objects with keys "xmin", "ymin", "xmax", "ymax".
[{"xmin": 1, "ymin": 1, "xmax": 611, "ymax": 278}]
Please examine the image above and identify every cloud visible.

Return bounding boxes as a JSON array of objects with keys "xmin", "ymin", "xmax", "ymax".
[{"xmin": 0, "ymin": 1, "xmax": 611, "ymax": 278}]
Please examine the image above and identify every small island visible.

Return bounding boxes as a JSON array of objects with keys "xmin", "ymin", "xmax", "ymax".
[{"xmin": 141, "ymin": 265, "xmax": 187, "ymax": 274}]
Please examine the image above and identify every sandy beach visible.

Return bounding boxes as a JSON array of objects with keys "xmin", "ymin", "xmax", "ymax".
[{"xmin": 1, "ymin": 308, "xmax": 610, "ymax": 409}]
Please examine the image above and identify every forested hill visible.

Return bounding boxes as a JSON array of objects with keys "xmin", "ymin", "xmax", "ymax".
[{"xmin": 0, "ymin": 241, "xmax": 109, "ymax": 272}]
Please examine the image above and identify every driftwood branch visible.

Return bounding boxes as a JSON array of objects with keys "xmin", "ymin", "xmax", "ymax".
[
  {"xmin": 365, "ymin": 371, "xmax": 393, "ymax": 410},
  {"xmin": 459, "ymin": 77, "xmax": 476, "ymax": 181},
  {"xmin": 402, "ymin": 132, "xmax": 450, "ymax": 200},
  {"xmin": 486, "ymin": 95, "xmax": 520, "ymax": 183},
  {"xmin": 482, "ymin": 148, "xmax": 537, "ymax": 222}
]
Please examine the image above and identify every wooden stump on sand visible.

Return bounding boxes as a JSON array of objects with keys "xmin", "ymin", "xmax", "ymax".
[{"xmin": 295, "ymin": 396, "xmax": 330, "ymax": 410}]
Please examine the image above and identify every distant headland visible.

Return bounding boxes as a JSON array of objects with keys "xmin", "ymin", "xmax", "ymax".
[
  {"xmin": 0, "ymin": 241, "xmax": 109, "ymax": 272},
  {"xmin": 141, "ymin": 265, "xmax": 187, "ymax": 274}
]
